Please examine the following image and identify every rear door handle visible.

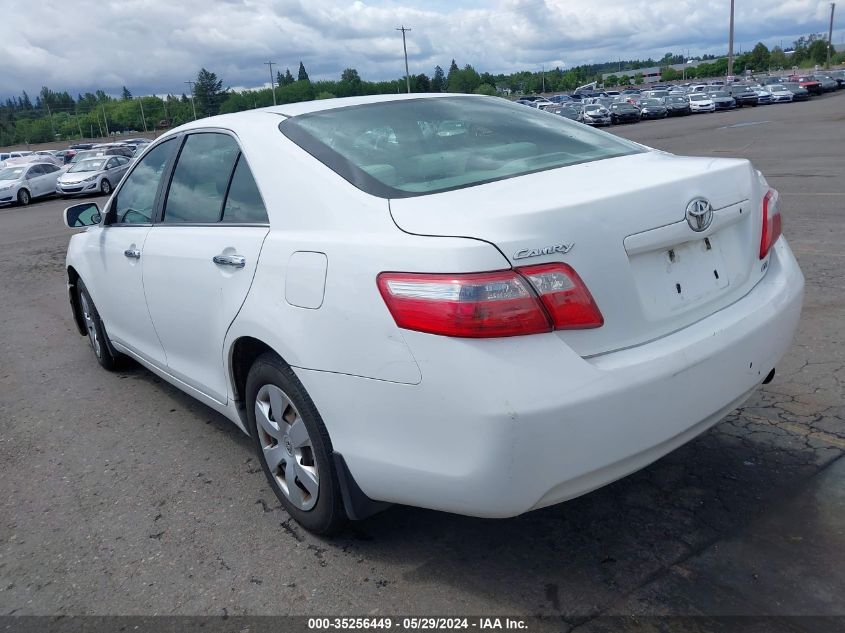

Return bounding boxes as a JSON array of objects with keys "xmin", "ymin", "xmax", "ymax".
[
  {"xmin": 124, "ymin": 249, "xmax": 141, "ymax": 259},
  {"xmin": 213, "ymin": 254, "xmax": 246, "ymax": 268}
]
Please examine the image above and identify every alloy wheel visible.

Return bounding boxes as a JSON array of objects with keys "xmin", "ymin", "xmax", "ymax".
[
  {"xmin": 254, "ymin": 384, "xmax": 319, "ymax": 511},
  {"xmin": 79, "ymin": 293, "xmax": 102, "ymax": 358}
]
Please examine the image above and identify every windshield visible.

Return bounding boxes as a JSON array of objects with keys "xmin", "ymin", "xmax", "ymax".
[
  {"xmin": 710, "ymin": 91, "xmax": 730, "ymax": 97},
  {"xmin": 280, "ymin": 97, "xmax": 642, "ymax": 198},
  {"xmin": 69, "ymin": 151, "xmax": 100, "ymax": 164},
  {"xmin": 584, "ymin": 104, "xmax": 603, "ymax": 111},
  {"xmin": 0, "ymin": 167, "xmax": 25, "ymax": 180},
  {"xmin": 69, "ymin": 159, "xmax": 106, "ymax": 173},
  {"xmin": 667, "ymin": 96, "xmax": 686, "ymax": 103},
  {"xmin": 642, "ymin": 99, "xmax": 663, "ymax": 106},
  {"xmin": 689, "ymin": 94, "xmax": 707, "ymax": 101}
]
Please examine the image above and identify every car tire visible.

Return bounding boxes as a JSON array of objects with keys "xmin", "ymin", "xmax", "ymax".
[
  {"xmin": 100, "ymin": 179, "xmax": 111, "ymax": 195},
  {"xmin": 17, "ymin": 189, "xmax": 31, "ymax": 206},
  {"xmin": 246, "ymin": 352, "xmax": 347, "ymax": 535},
  {"xmin": 76, "ymin": 279, "xmax": 122, "ymax": 371}
]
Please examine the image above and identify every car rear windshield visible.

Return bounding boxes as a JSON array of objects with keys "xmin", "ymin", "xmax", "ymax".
[{"xmin": 279, "ymin": 96, "xmax": 642, "ymax": 198}]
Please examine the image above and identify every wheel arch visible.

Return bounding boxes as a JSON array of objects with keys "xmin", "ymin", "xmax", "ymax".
[
  {"xmin": 228, "ymin": 335, "xmax": 277, "ymax": 432},
  {"xmin": 67, "ymin": 265, "xmax": 87, "ymax": 336}
]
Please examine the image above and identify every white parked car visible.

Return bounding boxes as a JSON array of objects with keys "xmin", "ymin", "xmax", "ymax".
[
  {"xmin": 56, "ymin": 155, "xmax": 132, "ymax": 197},
  {"xmin": 768, "ymin": 85, "xmax": 794, "ymax": 102},
  {"xmin": 0, "ymin": 161, "xmax": 62, "ymax": 205},
  {"xmin": 688, "ymin": 93, "xmax": 716, "ymax": 112},
  {"xmin": 63, "ymin": 94, "xmax": 804, "ymax": 534}
]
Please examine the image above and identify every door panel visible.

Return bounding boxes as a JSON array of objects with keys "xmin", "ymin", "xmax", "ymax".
[
  {"xmin": 86, "ymin": 225, "xmax": 167, "ymax": 366},
  {"xmin": 142, "ymin": 226, "xmax": 269, "ymax": 402}
]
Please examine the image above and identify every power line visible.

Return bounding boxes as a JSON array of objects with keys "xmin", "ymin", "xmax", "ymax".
[
  {"xmin": 264, "ymin": 61, "xmax": 277, "ymax": 106},
  {"xmin": 396, "ymin": 26, "xmax": 412, "ymax": 94}
]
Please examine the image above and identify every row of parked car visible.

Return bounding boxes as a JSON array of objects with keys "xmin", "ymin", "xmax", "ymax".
[
  {"xmin": 0, "ymin": 138, "xmax": 152, "ymax": 206},
  {"xmin": 516, "ymin": 70, "xmax": 845, "ymax": 127}
]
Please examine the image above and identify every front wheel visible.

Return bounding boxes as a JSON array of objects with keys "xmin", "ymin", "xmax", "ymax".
[
  {"xmin": 17, "ymin": 189, "xmax": 31, "ymax": 206},
  {"xmin": 77, "ymin": 279, "xmax": 122, "ymax": 370},
  {"xmin": 246, "ymin": 353, "xmax": 347, "ymax": 535},
  {"xmin": 100, "ymin": 179, "xmax": 111, "ymax": 195}
]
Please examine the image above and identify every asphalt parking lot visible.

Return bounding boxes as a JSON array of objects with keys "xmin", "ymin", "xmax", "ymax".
[{"xmin": 1, "ymin": 94, "xmax": 844, "ymax": 630}]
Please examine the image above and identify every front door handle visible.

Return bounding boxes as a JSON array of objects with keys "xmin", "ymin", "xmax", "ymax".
[
  {"xmin": 213, "ymin": 254, "xmax": 246, "ymax": 268},
  {"xmin": 124, "ymin": 249, "xmax": 141, "ymax": 259}
]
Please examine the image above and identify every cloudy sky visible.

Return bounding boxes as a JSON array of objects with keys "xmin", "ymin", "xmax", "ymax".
[{"xmin": 1, "ymin": 0, "xmax": 840, "ymax": 99}]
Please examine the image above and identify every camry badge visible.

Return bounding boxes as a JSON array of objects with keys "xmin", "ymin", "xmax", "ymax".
[{"xmin": 513, "ymin": 242, "xmax": 575, "ymax": 260}]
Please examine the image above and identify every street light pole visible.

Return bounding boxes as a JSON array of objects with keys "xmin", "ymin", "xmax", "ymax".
[
  {"xmin": 727, "ymin": 0, "xmax": 735, "ymax": 79},
  {"xmin": 396, "ymin": 26, "xmax": 412, "ymax": 93},
  {"xmin": 185, "ymin": 80, "xmax": 197, "ymax": 120},
  {"xmin": 264, "ymin": 61, "xmax": 277, "ymax": 105},
  {"xmin": 827, "ymin": 3, "xmax": 837, "ymax": 69}
]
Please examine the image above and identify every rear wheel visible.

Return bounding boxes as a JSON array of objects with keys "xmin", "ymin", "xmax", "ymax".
[
  {"xmin": 246, "ymin": 353, "xmax": 347, "ymax": 535},
  {"xmin": 17, "ymin": 189, "xmax": 31, "ymax": 206}
]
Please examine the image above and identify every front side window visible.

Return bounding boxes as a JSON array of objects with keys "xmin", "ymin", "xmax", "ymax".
[
  {"xmin": 112, "ymin": 138, "xmax": 176, "ymax": 224},
  {"xmin": 163, "ymin": 133, "xmax": 239, "ymax": 223},
  {"xmin": 279, "ymin": 96, "xmax": 643, "ymax": 198}
]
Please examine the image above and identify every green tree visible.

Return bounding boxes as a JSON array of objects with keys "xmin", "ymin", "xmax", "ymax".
[
  {"xmin": 769, "ymin": 46, "xmax": 788, "ymax": 69},
  {"xmin": 121, "ymin": 86, "xmax": 132, "ymax": 100},
  {"xmin": 278, "ymin": 68, "xmax": 295, "ymax": 86},
  {"xmin": 660, "ymin": 67, "xmax": 680, "ymax": 81},
  {"xmin": 298, "ymin": 62, "xmax": 310, "ymax": 82},
  {"xmin": 315, "ymin": 91, "xmax": 336, "ymax": 100},
  {"xmin": 808, "ymin": 39, "xmax": 831, "ymax": 65},
  {"xmin": 633, "ymin": 72, "xmax": 644, "ymax": 85},
  {"xmin": 619, "ymin": 74, "xmax": 631, "ymax": 86},
  {"xmin": 605, "ymin": 74, "xmax": 619, "ymax": 86},
  {"xmin": 473, "ymin": 83, "xmax": 496, "ymax": 96},
  {"xmin": 749, "ymin": 42, "xmax": 770, "ymax": 71},
  {"xmin": 431, "ymin": 65, "xmax": 446, "ymax": 92},
  {"xmin": 341, "ymin": 68, "xmax": 360, "ymax": 83},
  {"xmin": 446, "ymin": 59, "xmax": 459, "ymax": 90},
  {"xmin": 194, "ymin": 68, "xmax": 224, "ymax": 117}
]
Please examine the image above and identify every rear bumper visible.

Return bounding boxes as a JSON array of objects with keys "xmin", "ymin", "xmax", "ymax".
[{"xmin": 297, "ymin": 239, "xmax": 804, "ymax": 518}]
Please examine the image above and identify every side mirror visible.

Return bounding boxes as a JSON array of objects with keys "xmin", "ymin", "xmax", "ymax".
[{"xmin": 64, "ymin": 202, "xmax": 101, "ymax": 228}]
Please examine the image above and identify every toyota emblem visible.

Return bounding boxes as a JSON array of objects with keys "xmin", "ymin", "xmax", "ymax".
[{"xmin": 686, "ymin": 198, "xmax": 713, "ymax": 232}]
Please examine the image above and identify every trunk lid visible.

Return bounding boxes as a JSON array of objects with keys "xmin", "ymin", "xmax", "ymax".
[{"xmin": 389, "ymin": 151, "xmax": 765, "ymax": 357}]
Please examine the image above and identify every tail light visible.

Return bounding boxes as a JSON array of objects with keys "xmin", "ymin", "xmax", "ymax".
[
  {"xmin": 760, "ymin": 188, "xmax": 782, "ymax": 259},
  {"xmin": 377, "ymin": 263, "xmax": 603, "ymax": 338}
]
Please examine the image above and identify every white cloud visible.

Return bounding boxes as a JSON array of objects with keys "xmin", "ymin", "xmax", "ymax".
[{"xmin": 0, "ymin": 0, "xmax": 837, "ymax": 98}]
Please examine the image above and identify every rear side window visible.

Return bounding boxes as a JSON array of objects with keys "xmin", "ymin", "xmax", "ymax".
[
  {"xmin": 222, "ymin": 155, "xmax": 268, "ymax": 224},
  {"xmin": 163, "ymin": 133, "xmax": 239, "ymax": 223},
  {"xmin": 279, "ymin": 96, "xmax": 642, "ymax": 198}
]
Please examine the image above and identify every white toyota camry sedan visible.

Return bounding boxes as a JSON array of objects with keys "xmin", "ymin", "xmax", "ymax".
[{"xmin": 64, "ymin": 94, "xmax": 804, "ymax": 534}]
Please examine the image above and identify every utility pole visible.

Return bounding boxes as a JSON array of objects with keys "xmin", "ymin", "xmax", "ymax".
[
  {"xmin": 542, "ymin": 66, "xmax": 546, "ymax": 93},
  {"xmin": 185, "ymin": 80, "xmax": 197, "ymax": 120},
  {"xmin": 827, "ymin": 3, "xmax": 837, "ymax": 69},
  {"xmin": 727, "ymin": 0, "xmax": 735, "ymax": 79},
  {"xmin": 102, "ymin": 104, "xmax": 110, "ymax": 137},
  {"xmin": 264, "ymin": 61, "xmax": 277, "ymax": 105},
  {"xmin": 396, "ymin": 26, "xmax": 412, "ymax": 93},
  {"xmin": 139, "ymin": 97, "xmax": 148, "ymax": 133},
  {"xmin": 45, "ymin": 102, "xmax": 56, "ymax": 139}
]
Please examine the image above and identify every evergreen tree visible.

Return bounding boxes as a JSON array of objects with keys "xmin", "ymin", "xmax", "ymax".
[
  {"xmin": 121, "ymin": 86, "xmax": 132, "ymax": 100},
  {"xmin": 298, "ymin": 62, "xmax": 310, "ymax": 82},
  {"xmin": 194, "ymin": 68, "xmax": 224, "ymax": 117},
  {"xmin": 431, "ymin": 65, "xmax": 446, "ymax": 92}
]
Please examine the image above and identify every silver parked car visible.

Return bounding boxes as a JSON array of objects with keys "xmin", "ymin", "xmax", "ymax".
[
  {"xmin": 0, "ymin": 161, "xmax": 62, "ymax": 206},
  {"xmin": 56, "ymin": 155, "xmax": 132, "ymax": 197}
]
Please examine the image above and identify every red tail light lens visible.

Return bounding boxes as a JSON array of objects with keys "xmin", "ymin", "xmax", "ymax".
[
  {"xmin": 377, "ymin": 270, "xmax": 552, "ymax": 338},
  {"xmin": 517, "ymin": 263, "xmax": 604, "ymax": 329},
  {"xmin": 760, "ymin": 188, "xmax": 782, "ymax": 259},
  {"xmin": 377, "ymin": 264, "xmax": 603, "ymax": 338}
]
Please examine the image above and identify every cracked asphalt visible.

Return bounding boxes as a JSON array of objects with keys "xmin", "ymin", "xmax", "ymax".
[{"xmin": 0, "ymin": 92, "xmax": 843, "ymax": 629}]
